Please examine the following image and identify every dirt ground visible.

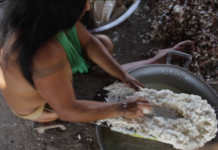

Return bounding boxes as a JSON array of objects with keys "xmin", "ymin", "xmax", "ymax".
[{"xmin": 0, "ymin": 1, "xmax": 217, "ymax": 150}]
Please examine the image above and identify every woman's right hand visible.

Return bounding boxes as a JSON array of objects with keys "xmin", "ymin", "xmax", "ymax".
[{"xmin": 119, "ymin": 97, "xmax": 153, "ymax": 119}]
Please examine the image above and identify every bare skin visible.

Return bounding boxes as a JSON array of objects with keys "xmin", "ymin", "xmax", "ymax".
[
  {"xmin": 121, "ymin": 40, "xmax": 195, "ymax": 72},
  {"xmin": 0, "ymin": 1, "xmax": 195, "ymax": 122}
]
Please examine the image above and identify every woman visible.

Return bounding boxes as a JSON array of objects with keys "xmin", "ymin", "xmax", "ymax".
[{"xmin": 0, "ymin": 0, "xmax": 194, "ymax": 123}]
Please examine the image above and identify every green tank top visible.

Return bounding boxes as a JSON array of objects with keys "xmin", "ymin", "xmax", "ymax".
[{"xmin": 55, "ymin": 26, "xmax": 90, "ymax": 73}]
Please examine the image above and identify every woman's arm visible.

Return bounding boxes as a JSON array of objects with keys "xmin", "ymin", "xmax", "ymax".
[
  {"xmin": 76, "ymin": 22, "xmax": 144, "ymax": 90},
  {"xmin": 76, "ymin": 22, "xmax": 127, "ymax": 81},
  {"xmin": 32, "ymin": 38, "xmax": 150, "ymax": 122}
]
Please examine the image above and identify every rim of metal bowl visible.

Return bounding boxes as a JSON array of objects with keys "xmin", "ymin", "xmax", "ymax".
[{"xmin": 89, "ymin": 0, "xmax": 141, "ymax": 33}]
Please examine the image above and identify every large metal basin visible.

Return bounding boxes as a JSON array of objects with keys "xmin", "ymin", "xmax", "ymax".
[{"xmin": 96, "ymin": 51, "xmax": 218, "ymax": 150}]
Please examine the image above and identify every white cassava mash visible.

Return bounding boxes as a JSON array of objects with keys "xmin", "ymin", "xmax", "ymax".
[{"xmin": 97, "ymin": 82, "xmax": 218, "ymax": 150}]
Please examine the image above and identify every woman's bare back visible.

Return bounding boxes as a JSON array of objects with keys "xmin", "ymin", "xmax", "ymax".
[{"xmin": 0, "ymin": 37, "xmax": 72, "ymax": 116}]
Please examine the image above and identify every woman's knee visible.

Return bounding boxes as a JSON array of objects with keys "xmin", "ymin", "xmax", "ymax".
[{"xmin": 94, "ymin": 34, "xmax": 114, "ymax": 54}]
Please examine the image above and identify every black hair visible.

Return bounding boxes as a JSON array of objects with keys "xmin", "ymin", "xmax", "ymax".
[
  {"xmin": 0, "ymin": 0, "xmax": 87, "ymax": 86},
  {"xmin": 81, "ymin": 11, "xmax": 97, "ymax": 30}
]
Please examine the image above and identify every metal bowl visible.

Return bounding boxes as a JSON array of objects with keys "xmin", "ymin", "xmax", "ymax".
[
  {"xmin": 96, "ymin": 51, "xmax": 218, "ymax": 150},
  {"xmin": 89, "ymin": 0, "xmax": 141, "ymax": 33}
]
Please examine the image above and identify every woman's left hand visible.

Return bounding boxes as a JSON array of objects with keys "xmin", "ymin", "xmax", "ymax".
[{"xmin": 121, "ymin": 74, "xmax": 145, "ymax": 91}]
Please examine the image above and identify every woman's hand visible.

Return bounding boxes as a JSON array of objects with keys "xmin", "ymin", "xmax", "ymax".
[
  {"xmin": 119, "ymin": 97, "xmax": 153, "ymax": 119},
  {"xmin": 121, "ymin": 73, "xmax": 145, "ymax": 91}
]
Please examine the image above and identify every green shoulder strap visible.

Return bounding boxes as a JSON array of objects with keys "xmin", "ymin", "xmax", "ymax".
[{"xmin": 55, "ymin": 26, "xmax": 89, "ymax": 73}]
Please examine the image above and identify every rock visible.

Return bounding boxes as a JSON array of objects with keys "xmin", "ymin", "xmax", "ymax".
[{"xmin": 78, "ymin": 134, "xmax": 81, "ymax": 140}]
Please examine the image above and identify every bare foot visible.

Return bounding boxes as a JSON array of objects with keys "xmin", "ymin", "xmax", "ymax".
[{"xmin": 153, "ymin": 40, "xmax": 195, "ymax": 63}]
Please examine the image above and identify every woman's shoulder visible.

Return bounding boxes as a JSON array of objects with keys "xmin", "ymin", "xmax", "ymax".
[{"xmin": 32, "ymin": 37, "xmax": 67, "ymax": 70}]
